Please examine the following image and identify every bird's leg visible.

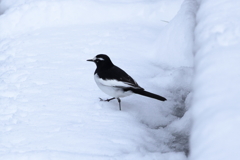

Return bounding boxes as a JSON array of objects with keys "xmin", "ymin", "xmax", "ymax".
[
  {"xmin": 117, "ymin": 98, "xmax": 121, "ymax": 111},
  {"xmin": 99, "ymin": 97, "xmax": 115, "ymax": 102}
]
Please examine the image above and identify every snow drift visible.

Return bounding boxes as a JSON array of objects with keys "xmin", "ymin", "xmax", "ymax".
[
  {"xmin": 151, "ymin": 0, "xmax": 197, "ymax": 68},
  {"xmin": 190, "ymin": 0, "xmax": 240, "ymax": 160},
  {"xmin": 0, "ymin": 0, "xmax": 181, "ymax": 39}
]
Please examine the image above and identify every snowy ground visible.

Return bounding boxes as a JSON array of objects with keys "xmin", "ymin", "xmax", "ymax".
[
  {"xmin": 190, "ymin": 0, "xmax": 240, "ymax": 160},
  {"xmin": 0, "ymin": 0, "xmax": 196, "ymax": 159}
]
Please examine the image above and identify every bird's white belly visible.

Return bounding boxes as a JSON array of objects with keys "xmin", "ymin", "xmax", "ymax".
[{"xmin": 94, "ymin": 74, "xmax": 132, "ymax": 98}]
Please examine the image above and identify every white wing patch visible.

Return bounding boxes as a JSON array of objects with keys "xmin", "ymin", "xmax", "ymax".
[
  {"xmin": 94, "ymin": 74, "xmax": 140, "ymax": 88},
  {"xmin": 94, "ymin": 74, "xmax": 134, "ymax": 97},
  {"xmin": 96, "ymin": 76, "xmax": 132, "ymax": 88}
]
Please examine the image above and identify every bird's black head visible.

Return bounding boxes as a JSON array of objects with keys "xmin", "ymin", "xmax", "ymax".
[{"xmin": 87, "ymin": 54, "xmax": 114, "ymax": 70}]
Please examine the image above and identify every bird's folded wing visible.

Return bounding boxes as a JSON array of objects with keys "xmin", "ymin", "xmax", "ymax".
[{"xmin": 95, "ymin": 65, "xmax": 142, "ymax": 89}]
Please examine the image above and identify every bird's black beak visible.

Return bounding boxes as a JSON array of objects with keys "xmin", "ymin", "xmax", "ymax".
[{"xmin": 87, "ymin": 59, "xmax": 94, "ymax": 62}]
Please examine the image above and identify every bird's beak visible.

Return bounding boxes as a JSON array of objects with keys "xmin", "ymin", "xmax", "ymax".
[{"xmin": 87, "ymin": 59, "xmax": 94, "ymax": 62}]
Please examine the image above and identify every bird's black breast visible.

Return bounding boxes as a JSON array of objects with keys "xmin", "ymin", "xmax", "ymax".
[{"xmin": 96, "ymin": 65, "xmax": 142, "ymax": 89}]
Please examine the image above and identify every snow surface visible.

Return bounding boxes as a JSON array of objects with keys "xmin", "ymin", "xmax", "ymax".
[
  {"xmin": 0, "ymin": 0, "xmax": 195, "ymax": 159},
  {"xmin": 190, "ymin": 0, "xmax": 240, "ymax": 160}
]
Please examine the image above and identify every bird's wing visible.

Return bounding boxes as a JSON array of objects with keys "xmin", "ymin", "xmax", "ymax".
[{"xmin": 97, "ymin": 65, "xmax": 142, "ymax": 89}]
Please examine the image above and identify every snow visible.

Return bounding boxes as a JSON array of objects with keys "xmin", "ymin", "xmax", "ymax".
[
  {"xmin": 151, "ymin": 0, "xmax": 197, "ymax": 68},
  {"xmin": 0, "ymin": 0, "xmax": 182, "ymax": 39},
  {"xmin": 190, "ymin": 0, "xmax": 240, "ymax": 160},
  {"xmin": 0, "ymin": 0, "xmax": 196, "ymax": 159}
]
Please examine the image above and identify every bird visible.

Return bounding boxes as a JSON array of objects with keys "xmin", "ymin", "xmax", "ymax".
[{"xmin": 87, "ymin": 54, "xmax": 167, "ymax": 110}]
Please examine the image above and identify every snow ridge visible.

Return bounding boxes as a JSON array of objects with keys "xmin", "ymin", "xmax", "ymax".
[
  {"xmin": 150, "ymin": 0, "xmax": 198, "ymax": 68},
  {"xmin": 0, "ymin": 0, "xmax": 177, "ymax": 39},
  {"xmin": 190, "ymin": 0, "xmax": 240, "ymax": 160}
]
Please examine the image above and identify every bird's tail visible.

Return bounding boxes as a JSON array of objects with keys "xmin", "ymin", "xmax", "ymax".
[{"xmin": 131, "ymin": 89, "xmax": 167, "ymax": 101}]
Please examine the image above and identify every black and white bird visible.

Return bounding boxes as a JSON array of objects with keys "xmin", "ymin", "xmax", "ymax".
[{"xmin": 87, "ymin": 54, "xmax": 167, "ymax": 110}]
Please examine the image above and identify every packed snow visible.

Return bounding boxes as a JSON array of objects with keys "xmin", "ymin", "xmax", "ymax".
[
  {"xmin": 190, "ymin": 0, "xmax": 240, "ymax": 160},
  {"xmin": 0, "ymin": 0, "xmax": 198, "ymax": 159}
]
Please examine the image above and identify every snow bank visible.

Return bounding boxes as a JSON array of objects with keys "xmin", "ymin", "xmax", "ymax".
[
  {"xmin": 151, "ymin": 0, "xmax": 198, "ymax": 68},
  {"xmin": 0, "ymin": 0, "xmax": 180, "ymax": 38},
  {"xmin": 134, "ymin": 0, "xmax": 198, "ymax": 156},
  {"xmin": 190, "ymin": 0, "xmax": 240, "ymax": 160}
]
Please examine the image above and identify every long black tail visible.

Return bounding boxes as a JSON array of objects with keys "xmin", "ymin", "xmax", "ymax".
[{"xmin": 131, "ymin": 89, "xmax": 167, "ymax": 101}]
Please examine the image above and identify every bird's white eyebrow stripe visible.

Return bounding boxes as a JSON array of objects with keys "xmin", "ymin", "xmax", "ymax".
[
  {"xmin": 97, "ymin": 57, "xmax": 104, "ymax": 61},
  {"xmin": 92, "ymin": 57, "xmax": 104, "ymax": 61}
]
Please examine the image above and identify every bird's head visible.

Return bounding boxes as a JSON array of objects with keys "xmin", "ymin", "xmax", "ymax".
[{"xmin": 87, "ymin": 54, "xmax": 114, "ymax": 69}]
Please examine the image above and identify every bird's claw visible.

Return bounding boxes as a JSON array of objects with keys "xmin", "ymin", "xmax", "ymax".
[{"xmin": 99, "ymin": 97, "xmax": 115, "ymax": 102}]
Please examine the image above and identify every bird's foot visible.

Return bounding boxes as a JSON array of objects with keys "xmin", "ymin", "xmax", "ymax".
[{"xmin": 99, "ymin": 97, "xmax": 115, "ymax": 102}]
